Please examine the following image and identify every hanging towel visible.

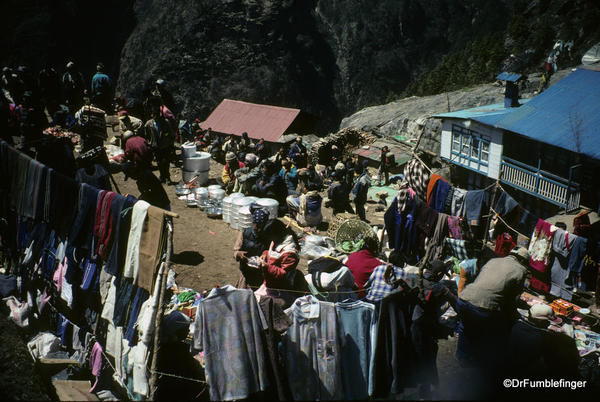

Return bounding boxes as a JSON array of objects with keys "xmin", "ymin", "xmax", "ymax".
[
  {"xmin": 94, "ymin": 191, "xmax": 117, "ymax": 260},
  {"xmin": 137, "ymin": 206, "xmax": 166, "ymax": 292},
  {"xmin": 528, "ymin": 219, "xmax": 556, "ymax": 293},
  {"xmin": 549, "ymin": 228, "xmax": 573, "ymax": 300},
  {"xmin": 104, "ymin": 194, "xmax": 135, "ymax": 276},
  {"xmin": 89, "ymin": 342, "xmax": 103, "ymax": 392},
  {"xmin": 123, "ymin": 200, "xmax": 151, "ymax": 282}
]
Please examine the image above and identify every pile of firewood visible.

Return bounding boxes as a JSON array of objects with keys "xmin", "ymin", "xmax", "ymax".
[{"xmin": 308, "ymin": 127, "xmax": 376, "ymax": 165}]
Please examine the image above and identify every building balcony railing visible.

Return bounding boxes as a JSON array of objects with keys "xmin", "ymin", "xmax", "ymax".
[{"xmin": 500, "ymin": 156, "xmax": 580, "ymax": 211}]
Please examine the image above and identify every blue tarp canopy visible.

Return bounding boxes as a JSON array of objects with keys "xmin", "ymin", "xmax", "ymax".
[
  {"xmin": 475, "ymin": 68, "xmax": 600, "ymax": 160},
  {"xmin": 496, "ymin": 72, "xmax": 523, "ymax": 82}
]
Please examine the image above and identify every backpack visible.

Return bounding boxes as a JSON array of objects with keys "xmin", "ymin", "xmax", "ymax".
[{"xmin": 307, "ymin": 256, "xmax": 344, "ymax": 291}]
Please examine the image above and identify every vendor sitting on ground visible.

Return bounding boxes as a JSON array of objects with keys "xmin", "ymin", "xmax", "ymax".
[
  {"xmin": 232, "ymin": 153, "xmax": 261, "ymax": 195},
  {"xmin": 279, "ymin": 159, "xmax": 298, "ymax": 195},
  {"xmin": 254, "ymin": 219, "xmax": 307, "ymax": 308},
  {"xmin": 345, "ymin": 236, "xmax": 382, "ymax": 298},
  {"xmin": 233, "ymin": 208, "xmax": 270, "ymax": 289},
  {"xmin": 286, "ymin": 183, "xmax": 323, "ymax": 228},
  {"xmin": 255, "ymin": 160, "xmax": 288, "ymax": 208},
  {"xmin": 222, "ymin": 151, "xmax": 245, "ymax": 193}
]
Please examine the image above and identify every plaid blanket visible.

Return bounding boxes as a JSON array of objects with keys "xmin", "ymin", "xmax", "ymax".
[
  {"xmin": 445, "ymin": 238, "xmax": 471, "ymax": 260},
  {"xmin": 403, "ymin": 158, "xmax": 430, "ymax": 201}
]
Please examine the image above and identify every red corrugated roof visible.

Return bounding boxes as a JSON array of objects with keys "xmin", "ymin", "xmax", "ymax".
[{"xmin": 200, "ymin": 99, "xmax": 301, "ymax": 143}]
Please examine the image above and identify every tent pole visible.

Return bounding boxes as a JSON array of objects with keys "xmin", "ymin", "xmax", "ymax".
[
  {"xmin": 481, "ymin": 174, "xmax": 502, "ymax": 252},
  {"xmin": 149, "ymin": 219, "xmax": 173, "ymax": 399}
]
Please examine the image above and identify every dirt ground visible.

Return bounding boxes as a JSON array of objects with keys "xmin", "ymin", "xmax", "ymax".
[{"xmin": 112, "ymin": 152, "xmax": 388, "ymax": 293}]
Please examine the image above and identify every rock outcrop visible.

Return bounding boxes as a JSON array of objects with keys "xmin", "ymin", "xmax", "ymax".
[{"xmin": 340, "ymin": 68, "xmax": 573, "ymax": 155}]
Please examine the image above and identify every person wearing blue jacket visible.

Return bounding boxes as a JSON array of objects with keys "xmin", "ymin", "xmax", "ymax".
[
  {"xmin": 255, "ymin": 160, "xmax": 288, "ymax": 207},
  {"xmin": 91, "ymin": 63, "xmax": 112, "ymax": 111},
  {"xmin": 279, "ymin": 159, "xmax": 298, "ymax": 194}
]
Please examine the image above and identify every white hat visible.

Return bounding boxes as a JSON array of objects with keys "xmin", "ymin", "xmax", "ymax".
[{"xmin": 529, "ymin": 304, "xmax": 562, "ymax": 325}]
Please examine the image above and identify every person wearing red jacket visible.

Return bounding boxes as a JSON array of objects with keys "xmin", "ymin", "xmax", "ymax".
[
  {"xmin": 254, "ymin": 219, "xmax": 305, "ymax": 308},
  {"xmin": 346, "ymin": 236, "xmax": 382, "ymax": 298}
]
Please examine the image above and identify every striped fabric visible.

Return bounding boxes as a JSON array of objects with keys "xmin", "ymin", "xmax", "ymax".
[
  {"xmin": 445, "ymin": 238, "xmax": 471, "ymax": 260},
  {"xmin": 403, "ymin": 159, "xmax": 430, "ymax": 201}
]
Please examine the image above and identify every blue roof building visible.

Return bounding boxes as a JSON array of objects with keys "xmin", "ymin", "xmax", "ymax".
[{"xmin": 435, "ymin": 67, "xmax": 600, "ymax": 213}]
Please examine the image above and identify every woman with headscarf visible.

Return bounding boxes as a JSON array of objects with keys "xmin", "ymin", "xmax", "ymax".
[
  {"xmin": 222, "ymin": 152, "xmax": 245, "ymax": 193},
  {"xmin": 254, "ymin": 219, "xmax": 307, "ymax": 308},
  {"xmin": 233, "ymin": 208, "xmax": 270, "ymax": 289}
]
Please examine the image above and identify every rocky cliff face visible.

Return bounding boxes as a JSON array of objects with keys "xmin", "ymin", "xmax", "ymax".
[
  {"xmin": 117, "ymin": 0, "xmax": 513, "ymax": 132},
  {"xmin": 3, "ymin": 1, "xmax": 597, "ymax": 134}
]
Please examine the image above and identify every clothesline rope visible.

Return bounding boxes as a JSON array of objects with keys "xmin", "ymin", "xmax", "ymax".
[
  {"xmin": 490, "ymin": 207, "xmax": 531, "ymax": 241},
  {"xmin": 150, "ymin": 369, "xmax": 208, "ymax": 384}
]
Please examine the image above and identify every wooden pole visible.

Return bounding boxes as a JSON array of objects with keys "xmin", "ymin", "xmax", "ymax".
[
  {"xmin": 481, "ymin": 174, "xmax": 502, "ymax": 252},
  {"xmin": 149, "ymin": 220, "xmax": 173, "ymax": 399}
]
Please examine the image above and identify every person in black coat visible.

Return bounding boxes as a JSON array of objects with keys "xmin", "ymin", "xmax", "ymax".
[{"xmin": 255, "ymin": 160, "xmax": 288, "ymax": 207}]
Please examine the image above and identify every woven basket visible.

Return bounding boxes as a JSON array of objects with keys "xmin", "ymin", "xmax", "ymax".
[
  {"xmin": 334, "ymin": 219, "xmax": 377, "ymax": 253},
  {"xmin": 327, "ymin": 212, "xmax": 357, "ymax": 238}
]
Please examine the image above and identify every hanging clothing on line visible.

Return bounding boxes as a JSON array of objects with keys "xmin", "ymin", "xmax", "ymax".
[
  {"xmin": 528, "ymin": 219, "xmax": 557, "ymax": 293},
  {"xmin": 420, "ymin": 212, "xmax": 449, "ymax": 267},
  {"xmin": 335, "ymin": 299, "xmax": 377, "ymax": 400},
  {"xmin": 137, "ymin": 206, "xmax": 166, "ymax": 292},
  {"xmin": 372, "ymin": 288, "xmax": 420, "ymax": 397},
  {"xmin": 427, "ymin": 175, "xmax": 451, "ymax": 213},
  {"xmin": 450, "ymin": 187, "xmax": 467, "ymax": 217},
  {"xmin": 403, "ymin": 159, "xmax": 430, "ymax": 201},
  {"xmin": 123, "ymin": 200, "xmax": 151, "ymax": 283},
  {"xmin": 515, "ymin": 206, "xmax": 538, "ymax": 239},
  {"xmin": 464, "ymin": 189, "xmax": 489, "ymax": 226},
  {"xmin": 104, "ymin": 194, "xmax": 137, "ymax": 276},
  {"xmin": 193, "ymin": 285, "xmax": 269, "ymax": 401},
  {"xmin": 396, "ymin": 181, "xmax": 412, "ymax": 213},
  {"xmin": 442, "ymin": 186, "xmax": 455, "ymax": 215},
  {"xmin": 258, "ymin": 296, "xmax": 292, "ymax": 401},
  {"xmin": 94, "ymin": 190, "xmax": 117, "ymax": 261},
  {"xmin": 69, "ymin": 184, "xmax": 100, "ymax": 250},
  {"xmin": 384, "ymin": 195, "xmax": 418, "ymax": 255},
  {"xmin": 549, "ymin": 228, "xmax": 573, "ymax": 300},
  {"xmin": 426, "ymin": 174, "xmax": 443, "ymax": 205},
  {"xmin": 48, "ymin": 170, "xmax": 79, "ymax": 236},
  {"xmin": 494, "ymin": 191, "xmax": 519, "ymax": 217},
  {"xmin": 445, "ymin": 238, "xmax": 471, "ymax": 261},
  {"xmin": 283, "ymin": 295, "xmax": 343, "ymax": 401},
  {"xmin": 415, "ymin": 200, "xmax": 438, "ymax": 239},
  {"xmin": 447, "ymin": 216, "xmax": 462, "ymax": 240}
]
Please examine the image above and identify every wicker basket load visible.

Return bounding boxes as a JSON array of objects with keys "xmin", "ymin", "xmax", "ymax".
[{"xmin": 334, "ymin": 219, "xmax": 378, "ymax": 253}]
